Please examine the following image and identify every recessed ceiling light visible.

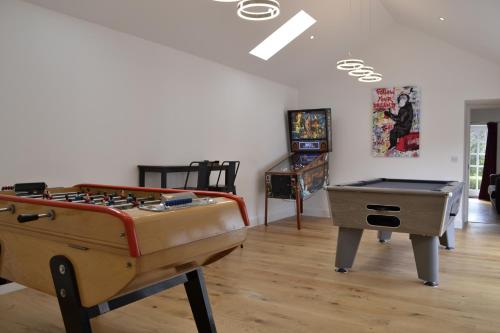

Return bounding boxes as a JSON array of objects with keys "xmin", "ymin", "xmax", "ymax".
[
  {"xmin": 439, "ymin": 17, "xmax": 446, "ymax": 21},
  {"xmin": 249, "ymin": 10, "xmax": 316, "ymax": 61},
  {"xmin": 310, "ymin": 35, "xmax": 315, "ymax": 39}
]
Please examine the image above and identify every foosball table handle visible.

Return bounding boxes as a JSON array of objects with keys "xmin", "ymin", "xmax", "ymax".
[
  {"xmin": 0, "ymin": 204, "xmax": 15, "ymax": 214},
  {"xmin": 17, "ymin": 210, "xmax": 55, "ymax": 223}
]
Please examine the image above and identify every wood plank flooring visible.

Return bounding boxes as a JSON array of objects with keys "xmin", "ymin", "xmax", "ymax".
[
  {"xmin": 468, "ymin": 198, "xmax": 500, "ymax": 224},
  {"xmin": 1, "ymin": 217, "xmax": 500, "ymax": 333}
]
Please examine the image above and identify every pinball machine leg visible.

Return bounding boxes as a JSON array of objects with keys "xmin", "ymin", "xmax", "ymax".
[
  {"xmin": 50, "ymin": 256, "xmax": 92, "ymax": 333},
  {"xmin": 300, "ymin": 197, "xmax": 304, "ymax": 214},
  {"xmin": 293, "ymin": 176, "xmax": 301, "ymax": 230},
  {"xmin": 264, "ymin": 178, "xmax": 269, "ymax": 226},
  {"xmin": 184, "ymin": 268, "xmax": 218, "ymax": 333},
  {"xmin": 295, "ymin": 194, "xmax": 301, "ymax": 230}
]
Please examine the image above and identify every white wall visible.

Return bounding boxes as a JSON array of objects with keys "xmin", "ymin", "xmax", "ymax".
[
  {"xmin": 297, "ymin": 25, "xmax": 500, "ymax": 223},
  {"xmin": 0, "ymin": 0, "xmax": 298, "ymax": 224},
  {"xmin": 470, "ymin": 109, "xmax": 500, "ymax": 124}
]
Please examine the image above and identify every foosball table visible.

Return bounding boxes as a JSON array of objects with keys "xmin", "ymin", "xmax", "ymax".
[{"xmin": 0, "ymin": 182, "xmax": 249, "ymax": 333}]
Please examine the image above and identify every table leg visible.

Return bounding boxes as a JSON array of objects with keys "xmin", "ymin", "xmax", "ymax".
[
  {"xmin": 410, "ymin": 234, "xmax": 439, "ymax": 286},
  {"xmin": 439, "ymin": 222, "xmax": 456, "ymax": 250},
  {"xmin": 184, "ymin": 268, "xmax": 217, "ymax": 333},
  {"xmin": 335, "ymin": 227, "xmax": 363, "ymax": 273},
  {"xmin": 378, "ymin": 230, "xmax": 393, "ymax": 243},
  {"xmin": 50, "ymin": 256, "xmax": 92, "ymax": 333},
  {"xmin": 161, "ymin": 171, "xmax": 167, "ymax": 189},
  {"xmin": 139, "ymin": 169, "xmax": 145, "ymax": 187}
]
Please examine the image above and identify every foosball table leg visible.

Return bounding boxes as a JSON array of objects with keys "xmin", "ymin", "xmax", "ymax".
[
  {"xmin": 49, "ymin": 257, "xmax": 217, "ymax": 333},
  {"xmin": 184, "ymin": 268, "xmax": 217, "ymax": 333},
  {"xmin": 49, "ymin": 255, "xmax": 92, "ymax": 333}
]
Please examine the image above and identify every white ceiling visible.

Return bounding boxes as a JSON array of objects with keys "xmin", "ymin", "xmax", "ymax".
[
  {"xmin": 22, "ymin": 0, "xmax": 500, "ymax": 87},
  {"xmin": 380, "ymin": 0, "xmax": 500, "ymax": 69}
]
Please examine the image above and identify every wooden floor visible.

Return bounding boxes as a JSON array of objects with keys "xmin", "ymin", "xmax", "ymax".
[
  {"xmin": 1, "ymin": 217, "xmax": 500, "ymax": 333},
  {"xmin": 468, "ymin": 198, "xmax": 500, "ymax": 224}
]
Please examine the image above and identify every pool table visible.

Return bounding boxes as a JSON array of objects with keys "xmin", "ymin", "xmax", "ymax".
[{"xmin": 327, "ymin": 178, "xmax": 463, "ymax": 286}]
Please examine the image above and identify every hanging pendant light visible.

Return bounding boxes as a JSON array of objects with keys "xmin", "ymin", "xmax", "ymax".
[
  {"xmin": 358, "ymin": 73, "xmax": 383, "ymax": 83},
  {"xmin": 336, "ymin": 0, "xmax": 383, "ymax": 83},
  {"xmin": 237, "ymin": 0, "xmax": 280, "ymax": 21},
  {"xmin": 336, "ymin": 58, "xmax": 364, "ymax": 71},
  {"xmin": 348, "ymin": 65, "xmax": 374, "ymax": 77},
  {"xmin": 336, "ymin": 1, "xmax": 364, "ymax": 72}
]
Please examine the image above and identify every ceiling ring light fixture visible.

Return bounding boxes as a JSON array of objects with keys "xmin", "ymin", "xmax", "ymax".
[
  {"xmin": 348, "ymin": 65, "xmax": 374, "ymax": 77},
  {"xmin": 237, "ymin": 0, "xmax": 280, "ymax": 21},
  {"xmin": 336, "ymin": 59, "xmax": 364, "ymax": 71},
  {"xmin": 358, "ymin": 72, "xmax": 383, "ymax": 83}
]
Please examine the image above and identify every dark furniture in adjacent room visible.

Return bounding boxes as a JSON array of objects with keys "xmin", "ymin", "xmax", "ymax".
[
  {"xmin": 327, "ymin": 178, "xmax": 463, "ymax": 286},
  {"xmin": 488, "ymin": 173, "xmax": 500, "ymax": 213}
]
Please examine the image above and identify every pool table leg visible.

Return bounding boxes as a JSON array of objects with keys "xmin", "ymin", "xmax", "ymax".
[
  {"xmin": 439, "ymin": 222, "xmax": 456, "ymax": 250},
  {"xmin": 335, "ymin": 227, "xmax": 363, "ymax": 273},
  {"xmin": 377, "ymin": 230, "xmax": 392, "ymax": 243},
  {"xmin": 410, "ymin": 234, "xmax": 439, "ymax": 286}
]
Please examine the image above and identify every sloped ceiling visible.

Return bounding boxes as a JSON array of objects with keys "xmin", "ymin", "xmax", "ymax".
[
  {"xmin": 380, "ymin": 0, "xmax": 500, "ymax": 69},
  {"xmin": 21, "ymin": 0, "xmax": 500, "ymax": 87}
]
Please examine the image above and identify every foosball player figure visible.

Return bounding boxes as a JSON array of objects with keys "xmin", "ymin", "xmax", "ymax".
[
  {"xmin": 127, "ymin": 193, "xmax": 136, "ymax": 203},
  {"xmin": 43, "ymin": 190, "xmax": 52, "ymax": 200}
]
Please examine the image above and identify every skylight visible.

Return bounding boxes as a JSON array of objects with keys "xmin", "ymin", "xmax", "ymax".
[{"xmin": 249, "ymin": 10, "xmax": 316, "ymax": 61}]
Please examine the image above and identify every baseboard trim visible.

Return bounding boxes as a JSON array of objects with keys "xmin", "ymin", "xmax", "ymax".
[{"xmin": 302, "ymin": 207, "xmax": 331, "ymax": 218}]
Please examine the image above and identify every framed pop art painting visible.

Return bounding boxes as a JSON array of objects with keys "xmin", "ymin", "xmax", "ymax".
[{"xmin": 372, "ymin": 86, "xmax": 421, "ymax": 157}]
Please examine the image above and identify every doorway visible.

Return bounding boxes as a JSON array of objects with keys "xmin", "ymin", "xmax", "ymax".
[{"xmin": 463, "ymin": 100, "xmax": 500, "ymax": 225}]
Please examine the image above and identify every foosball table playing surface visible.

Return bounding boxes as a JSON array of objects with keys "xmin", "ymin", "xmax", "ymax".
[{"xmin": 0, "ymin": 182, "xmax": 249, "ymax": 333}]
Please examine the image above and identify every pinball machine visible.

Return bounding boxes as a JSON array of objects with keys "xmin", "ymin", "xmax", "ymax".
[{"xmin": 264, "ymin": 108, "xmax": 332, "ymax": 229}]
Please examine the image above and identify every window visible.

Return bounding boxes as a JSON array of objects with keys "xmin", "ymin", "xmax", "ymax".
[{"xmin": 469, "ymin": 125, "xmax": 487, "ymax": 197}]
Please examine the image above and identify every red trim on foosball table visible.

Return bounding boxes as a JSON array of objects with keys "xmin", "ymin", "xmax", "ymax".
[
  {"xmin": 0, "ymin": 194, "xmax": 141, "ymax": 258},
  {"xmin": 76, "ymin": 184, "xmax": 251, "ymax": 226}
]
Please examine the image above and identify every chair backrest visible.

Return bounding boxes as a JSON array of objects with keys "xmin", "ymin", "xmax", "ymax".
[
  {"xmin": 215, "ymin": 161, "xmax": 240, "ymax": 193},
  {"xmin": 184, "ymin": 160, "xmax": 219, "ymax": 190}
]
